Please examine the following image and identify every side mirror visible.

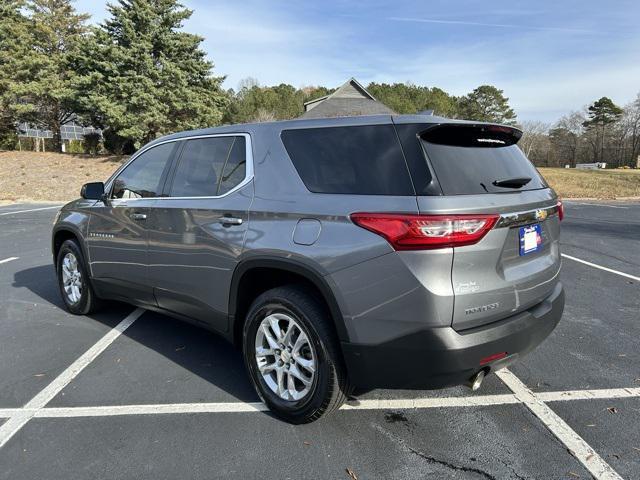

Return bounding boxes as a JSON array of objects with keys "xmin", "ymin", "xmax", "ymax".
[{"xmin": 81, "ymin": 182, "xmax": 105, "ymax": 200}]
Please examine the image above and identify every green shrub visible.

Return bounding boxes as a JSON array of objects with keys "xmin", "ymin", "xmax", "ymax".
[
  {"xmin": 0, "ymin": 131, "xmax": 18, "ymax": 150},
  {"xmin": 103, "ymin": 128, "xmax": 135, "ymax": 155},
  {"xmin": 83, "ymin": 132, "xmax": 101, "ymax": 154},
  {"xmin": 67, "ymin": 140, "xmax": 85, "ymax": 154}
]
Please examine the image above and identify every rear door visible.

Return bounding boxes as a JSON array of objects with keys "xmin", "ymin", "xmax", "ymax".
[
  {"xmin": 146, "ymin": 134, "xmax": 253, "ymax": 333},
  {"xmin": 397, "ymin": 122, "xmax": 561, "ymax": 330}
]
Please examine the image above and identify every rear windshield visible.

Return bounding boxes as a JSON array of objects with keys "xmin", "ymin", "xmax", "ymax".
[
  {"xmin": 420, "ymin": 125, "xmax": 547, "ymax": 195},
  {"xmin": 281, "ymin": 125, "xmax": 414, "ymax": 195}
]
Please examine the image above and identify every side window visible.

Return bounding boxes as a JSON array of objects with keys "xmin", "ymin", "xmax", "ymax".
[
  {"xmin": 169, "ymin": 136, "xmax": 247, "ymax": 197},
  {"xmin": 111, "ymin": 143, "xmax": 175, "ymax": 199},
  {"xmin": 281, "ymin": 125, "xmax": 414, "ymax": 195},
  {"xmin": 219, "ymin": 137, "xmax": 246, "ymax": 195}
]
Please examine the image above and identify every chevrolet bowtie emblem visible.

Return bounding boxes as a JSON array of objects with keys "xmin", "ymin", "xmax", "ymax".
[{"xmin": 535, "ymin": 209, "xmax": 548, "ymax": 221}]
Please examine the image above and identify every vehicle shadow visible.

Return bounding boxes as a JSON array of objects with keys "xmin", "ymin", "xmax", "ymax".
[{"xmin": 13, "ymin": 264, "xmax": 259, "ymax": 404}]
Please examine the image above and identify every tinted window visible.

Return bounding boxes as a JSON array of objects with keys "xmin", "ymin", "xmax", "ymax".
[
  {"xmin": 281, "ymin": 125, "xmax": 414, "ymax": 195},
  {"xmin": 395, "ymin": 124, "xmax": 437, "ymax": 195},
  {"xmin": 219, "ymin": 137, "xmax": 247, "ymax": 195},
  {"xmin": 170, "ymin": 136, "xmax": 246, "ymax": 197},
  {"xmin": 111, "ymin": 143, "xmax": 175, "ymax": 199},
  {"xmin": 420, "ymin": 125, "xmax": 547, "ymax": 195}
]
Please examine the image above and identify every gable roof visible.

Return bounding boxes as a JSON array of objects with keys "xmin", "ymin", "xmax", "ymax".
[
  {"xmin": 303, "ymin": 78, "xmax": 376, "ymax": 108},
  {"xmin": 300, "ymin": 78, "xmax": 395, "ymax": 119},
  {"xmin": 300, "ymin": 97, "xmax": 395, "ymax": 119}
]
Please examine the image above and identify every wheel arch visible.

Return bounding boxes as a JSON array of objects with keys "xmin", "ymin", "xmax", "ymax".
[
  {"xmin": 52, "ymin": 225, "xmax": 89, "ymax": 267},
  {"xmin": 229, "ymin": 257, "xmax": 349, "ymax": 347}
]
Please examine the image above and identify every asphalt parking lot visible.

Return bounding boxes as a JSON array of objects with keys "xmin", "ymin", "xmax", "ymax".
[{"xmin": 0, "ymin": 200, "xmax": 638, "ymax": 479}]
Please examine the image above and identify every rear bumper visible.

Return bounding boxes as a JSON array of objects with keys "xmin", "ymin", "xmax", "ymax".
[{"xmin": 341, "ymin": 282, "xmax": 564, "ymax": 391}]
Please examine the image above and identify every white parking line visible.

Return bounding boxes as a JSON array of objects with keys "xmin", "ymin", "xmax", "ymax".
[
  {"xmin": 567, "ymin": 202, "xmax": 628, "ymax": 209},
  {"xmin": 36, "ymin": 402, "xmax": 269, "ymax": 417},
  {"xmin": 28, "ymin": 394, "xmax": 521, "ymax": 418},
  {"xmin": 497, "ymin": 369, "xmax": 623, "ymax": 480},
  {"xmin": 0, "ymin": 308, "xmax": 144, "ymax": 449},
  {"xmin": 344, "ymin": 394, "xmax": 520, "ymax": 410},
  {"xmin": 0, "ymin": 386, "xmax": 638, "ymax": 420},
  {"xmin": 562, "ymin": 253, "xmax": 640, "ymax": 282},
  {"xmin": 0, "ymin": 205, "xmax": 62, "ymax": 216},
  {"xmin": 538, "ymin": 387, "xmax": 640, "ymax": 402},
  {"xmin": 0, "ymin": 257, "xmax": 19, "ymax": 265}
]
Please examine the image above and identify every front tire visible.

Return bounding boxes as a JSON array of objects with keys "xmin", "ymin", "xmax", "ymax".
[
  {"xmin": 56, "ymin": 239, "xmax": 101, "ymax": 315},
  {"xmin": 243, "ymin": 285, "xmax": 350, "ymax": 423}
]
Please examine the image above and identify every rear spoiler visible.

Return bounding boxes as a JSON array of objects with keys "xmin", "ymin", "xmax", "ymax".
[{"xmin": 419, "ymin": 123, "xmax": 523, "ymax": 147}]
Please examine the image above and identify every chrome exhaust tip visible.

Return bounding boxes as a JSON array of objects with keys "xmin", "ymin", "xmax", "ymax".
[{"xmin": 466, "ymin": 370, "xmax": 486, "ymax": 391}]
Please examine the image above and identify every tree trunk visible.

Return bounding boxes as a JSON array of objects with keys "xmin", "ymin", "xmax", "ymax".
[{"xmin": 51, "ymin": 120, "xmax": 63, "ymax": 153}]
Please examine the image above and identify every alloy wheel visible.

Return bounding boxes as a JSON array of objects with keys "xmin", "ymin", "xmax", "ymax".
[
  {"xmin": 254, "ymin": 312, "xmax": 316, "ymax": 401},
  {"xmin": 61, "ymin": 252, "xmax": 83, "ymax": 304}
]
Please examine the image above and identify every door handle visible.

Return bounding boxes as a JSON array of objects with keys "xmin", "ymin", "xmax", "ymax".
[
  {"xmin": 130, "ymin": 213, "xmax": 147, "ymax": 221},
  {"xmin": 216, "ymin": 216, "xmax": 243, "ymax": 226}
]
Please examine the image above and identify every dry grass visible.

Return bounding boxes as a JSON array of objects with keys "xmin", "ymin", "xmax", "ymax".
[
  {"xmin": 1, "ymin": 152, "xmax": 639, "ymax": 202},
  {"xmin": 538, "ymin": 168, "xmax": 640, "ymax": 199},
  {"xmin": 0, "ymin": 151, "xmax": 126, "ymax": 202}
]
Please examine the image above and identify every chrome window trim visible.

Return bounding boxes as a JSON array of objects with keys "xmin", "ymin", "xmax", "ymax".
[
  {"xmin": 496, "ymin": 204, "xmax": 559, "ymax": 229},
  {"xmin": 104, "ymin": 133, "xmax": 254, "ymax": 202}
]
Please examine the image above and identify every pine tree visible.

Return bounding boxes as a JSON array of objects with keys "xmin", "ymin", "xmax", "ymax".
[
  {"xmin": 2, "ymin": 0, "xmax": 90, "ymax": 152},
  {"xmin": 0, "ymin": 1, "xmax": 34, "ymax": 148},
  {"xmin": 74, "ymin": 0, "xmax": 228, "ymax": 149},
  {"xmin": 458, "ymin": 85, "xmax": 517, "ymax": 124},
  {"xmin": 582, "ymin": 97, "xmax": 623, "ymax": 162}
]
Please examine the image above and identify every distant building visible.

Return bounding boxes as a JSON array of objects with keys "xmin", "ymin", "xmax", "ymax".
[
  {"xmin": 575, "ymin": 162, "xmax": 607, "ymax": 170},
  {"xmin": 300, "ymin": 78, "xmax": 395, "ymax": 119}
]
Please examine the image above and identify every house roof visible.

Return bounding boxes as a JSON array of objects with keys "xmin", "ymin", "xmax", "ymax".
[
  {"xmin": 303, "ymin": 78, "xmax": 377, "ymax": 107},
  {"xmin": 299, "ymin": 97, "xmax": 395, "ymax": 119},
  {"xmin": 300, "ymin": 78, "xmax": 395, "ymax": 119}
]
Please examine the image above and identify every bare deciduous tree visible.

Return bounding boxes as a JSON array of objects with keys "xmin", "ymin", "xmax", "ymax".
[
  {"xmin": 519, "ymin": 120, "xmax": 550, "ymax": 158},
  {"xmin": 251, "ymin": 108, "xmax": 277, "ymax": 123}
]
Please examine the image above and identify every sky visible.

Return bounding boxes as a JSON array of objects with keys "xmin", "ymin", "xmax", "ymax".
[{"xmin": 74, "ymin": 0, "xmax": 640, "ymax": 123}]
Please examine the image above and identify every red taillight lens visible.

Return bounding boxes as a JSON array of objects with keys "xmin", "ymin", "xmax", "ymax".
[
  {"xmin": 350, "ymin": 213, "xmax": 499, "ymax": 250},
  {"xmin": 557, "ymin": 200, "xmax": 564, "ymax": 221}
]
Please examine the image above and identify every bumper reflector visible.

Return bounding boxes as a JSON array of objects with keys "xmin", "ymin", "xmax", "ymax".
[{"xmin": 479, "ymin": 352, "xmax": 508, "ymax": 365}]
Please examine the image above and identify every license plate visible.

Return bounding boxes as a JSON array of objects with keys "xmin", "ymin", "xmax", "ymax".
[{"xmin": 519, "ymin": 224, "xmax": 542, "ymax": 256}]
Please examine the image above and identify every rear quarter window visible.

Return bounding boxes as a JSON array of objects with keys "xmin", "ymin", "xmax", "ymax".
[{"xmin": 281, "ymin": 125, "xmax": 415, "ymax": 195}]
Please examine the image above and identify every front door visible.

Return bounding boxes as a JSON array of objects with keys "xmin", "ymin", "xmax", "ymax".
[
  {"xmin": 87, "ymin": 141, "xmax": 178, "ymax": 303},
  {"xmin": 146, "ymin": 134, "xmax": 253, "ymax": 332}
]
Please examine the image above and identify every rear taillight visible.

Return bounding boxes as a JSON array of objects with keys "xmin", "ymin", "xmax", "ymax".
[
  {"xmin": 350, "ymin": 213, "xmax": 499, "ymax": 250},
  {"xmin": 557, "ymin": 200, "xmax": 564, "ymax": 221}
]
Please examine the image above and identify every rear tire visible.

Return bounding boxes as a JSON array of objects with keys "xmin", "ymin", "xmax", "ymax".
[
  {"xmin": 242, "ymin": 285, "xmax": 350, "ymax": 423},
  {"xmin": 56, "ymin": 239, "xmax": 102, "ymax": 315}
]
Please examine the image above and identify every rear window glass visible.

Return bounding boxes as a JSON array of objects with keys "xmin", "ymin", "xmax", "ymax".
[
  {"xmin": 420, "ymin": 125, "xmax": 547, "ymax": 195},
  {"xmin": 281, "ymin": 125, "xmax": 414, "ymax": 195}
]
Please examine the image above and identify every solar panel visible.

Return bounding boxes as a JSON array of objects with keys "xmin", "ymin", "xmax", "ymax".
[{"xmin": 17, "ymin": 122, "xmax": 101, "ymax": 140}]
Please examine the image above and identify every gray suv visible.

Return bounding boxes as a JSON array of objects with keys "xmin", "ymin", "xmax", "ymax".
[{"xmin": 52, "ymin": 114, "xmax": 565, "ymax": 423}]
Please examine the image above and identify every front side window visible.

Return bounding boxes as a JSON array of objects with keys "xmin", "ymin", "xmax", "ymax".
[
  {"xmin": 169, "ymin": 136, "xmax": 247, "ymax": 197},
  {"xmin": 111, "ymin": 143, "xmax": 176, "ymax": 199}
]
